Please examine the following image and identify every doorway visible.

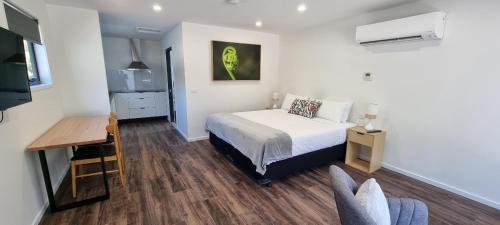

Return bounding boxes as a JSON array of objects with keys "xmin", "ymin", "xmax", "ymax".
[{"xmin": 165, "ymin": 47, "xmax": 176, "ymax": 123}]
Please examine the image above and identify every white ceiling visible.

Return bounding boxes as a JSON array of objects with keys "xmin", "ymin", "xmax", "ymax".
[{"xmin": 45, "ymin": 0, "xmax": 416, "ymax": 40}]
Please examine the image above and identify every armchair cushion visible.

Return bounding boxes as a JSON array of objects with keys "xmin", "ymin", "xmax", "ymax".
[{"xmin": 355, "ymin": 178, "xmax": 391, "ymax": 225}]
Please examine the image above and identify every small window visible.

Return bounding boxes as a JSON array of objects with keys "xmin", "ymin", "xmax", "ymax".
[{"xmin": 23, "ymin": 40, "xmax": 40, "ymax": 86}]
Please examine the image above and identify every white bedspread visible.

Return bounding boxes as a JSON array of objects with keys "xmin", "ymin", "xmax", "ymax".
[{"xmin": 234, "ymin": 109, "xmax": 355, "ymax": 157}]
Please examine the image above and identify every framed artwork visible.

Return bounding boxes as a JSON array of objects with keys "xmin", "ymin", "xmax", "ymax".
[{"xmin": 212, "ymin": 41, "xmax": 261, "ymax": 80}]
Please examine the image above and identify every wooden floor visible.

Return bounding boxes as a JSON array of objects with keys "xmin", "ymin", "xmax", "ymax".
[{"xmin": 40, "ymin": 120, "xmax": 500, "ymax": 225}]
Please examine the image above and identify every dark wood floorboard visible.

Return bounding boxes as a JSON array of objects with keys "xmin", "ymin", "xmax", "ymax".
[{"xmin": 39, "ymin": 120, "xmax": 500, "ymax": 225}]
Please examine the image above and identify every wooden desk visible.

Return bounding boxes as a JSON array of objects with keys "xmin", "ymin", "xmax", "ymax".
[{"xmin": 27, "ymin": 116, "xmax": 110, "ymax": 212}]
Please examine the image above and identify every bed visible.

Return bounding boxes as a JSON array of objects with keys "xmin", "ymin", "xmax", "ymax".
[{"xmin": 206, "ymin": 108, "xmax": 355, "ymax": 186}]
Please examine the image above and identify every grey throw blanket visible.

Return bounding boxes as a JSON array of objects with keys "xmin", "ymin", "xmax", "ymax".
[{"xmin": 206, "ymin": 113, "xmax": 292, "ymax": 175}]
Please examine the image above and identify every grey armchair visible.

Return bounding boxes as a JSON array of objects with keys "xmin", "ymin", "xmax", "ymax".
[{"xmin": 329, "ymin": 165, "xmax": 429, "ymax": 225}]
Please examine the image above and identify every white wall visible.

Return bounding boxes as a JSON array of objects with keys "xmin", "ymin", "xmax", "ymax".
[
  {"xmin": 102, "ymin": 37, "xmax": 167, "ymax": 92},
  {"xmin": 279, "ymin": 0, "xmax": 500, "ymax": 209},
  {"xmin": 181, "ymin": 22, "xmax": 280, "ymax": 140},
  {"xmin": 47, "ymin": 5, "xmax": 110, "ymax": 116},
  {"xmin": 161, "ymin": 24, "xmax": 189, "ymax": 136},
  {"xmin": 0, "ymin": 2, "xmax": 110, "ymax": 224},
  {"xmin": 0, "ymin": 1, "xmax": 68, "ymax": 225}
]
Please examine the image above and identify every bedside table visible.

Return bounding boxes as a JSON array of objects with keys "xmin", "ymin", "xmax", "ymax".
[{"xmin": 345, "ymin": 126, "xmax": 386, "ymax": 173}]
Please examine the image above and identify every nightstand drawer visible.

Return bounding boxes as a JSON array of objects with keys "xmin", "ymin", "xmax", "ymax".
[{"xmin": 348, "ymin": 130, "xmax": 374, "ymax": 146}]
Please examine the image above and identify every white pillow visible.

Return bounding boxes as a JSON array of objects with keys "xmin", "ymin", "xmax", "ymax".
[
  {"xmin": 316, "ymin": 100, "xmax": 353, "ymax": 123},
  {"xmin": 281, "ymin": 93, "xmax": 305, "ymax": 111},
  {"xmin": 355, "ymin": 178, "xmax": 391, "ymax": 225}
]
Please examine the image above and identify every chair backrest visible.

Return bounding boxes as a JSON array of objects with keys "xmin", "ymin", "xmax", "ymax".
[
  {"xmin": 106, "ymin": 120, "xmax": 123, "ymax": 156},
  {"xmin": 329, "ymin": 165, "xmax": 377, "ymax": 225},
  {"xmin": 109, "ymin": 112, "xmax": 118, "ymax": 123}
]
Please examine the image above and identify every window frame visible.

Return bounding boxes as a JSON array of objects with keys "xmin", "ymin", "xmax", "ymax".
[{"xmin": 23, "ymin": 40, "xmax": 41, "ymax": 86}]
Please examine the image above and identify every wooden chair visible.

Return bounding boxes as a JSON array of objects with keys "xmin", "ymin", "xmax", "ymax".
[
  {"xmin": 70, "ymin": 119, "xmax": 126, "ymax": 198},
  {"xmin": 110, "ymin": 112, "xmax": 117, "ymax": 120},
  {"xmin": 105, "ymin": 112, "xmax": 118, "ymax": 144}
]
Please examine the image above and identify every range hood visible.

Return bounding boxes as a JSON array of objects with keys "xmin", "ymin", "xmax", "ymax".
[{"xmin": 126, "ymin": 39, "xmax": 150, "ymax": 70}]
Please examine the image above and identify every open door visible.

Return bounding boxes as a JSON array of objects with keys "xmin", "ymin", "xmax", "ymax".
[{"xmin": 165, "ymin": 47, "xmax": 176, "ymax": 123}]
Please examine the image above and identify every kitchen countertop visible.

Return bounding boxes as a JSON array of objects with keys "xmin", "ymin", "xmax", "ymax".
[{"xmin": 109, "ymin": 89, "xmax": 166, "ymax": 94}]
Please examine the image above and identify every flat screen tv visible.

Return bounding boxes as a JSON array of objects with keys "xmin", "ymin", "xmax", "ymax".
[{"xmin": 0, "ymin": 26, "xmax": 31, "ymax": 111}]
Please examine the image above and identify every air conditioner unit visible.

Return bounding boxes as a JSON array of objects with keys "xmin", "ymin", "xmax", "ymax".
[{"xmin": 356, "ymin": 12, "xmax": 447, "ymax": 45}]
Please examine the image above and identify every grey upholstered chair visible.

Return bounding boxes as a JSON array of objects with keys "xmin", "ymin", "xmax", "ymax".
[{"xmin": 329, "ymin": 165, "xmax": 429, "ymax": 225}]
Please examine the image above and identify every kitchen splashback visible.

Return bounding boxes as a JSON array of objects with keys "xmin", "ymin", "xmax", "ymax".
[{"xmin": 102, "ymin": 37, "xmax": 167, "ymax": 93}]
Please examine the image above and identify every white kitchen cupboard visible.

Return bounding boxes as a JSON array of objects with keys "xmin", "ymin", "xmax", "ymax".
[{"xmin": 111, "ymin": 92, "xmax": 168, "ymax": 120}]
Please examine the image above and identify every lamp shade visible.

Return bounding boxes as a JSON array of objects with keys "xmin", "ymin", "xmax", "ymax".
[
  {"xmin": 366, "ymin": 103, "xmax": 379, "ymax": 119},
  {"xmin": 272, "ymin": 92, "xmax": 279, "ymax": 100}
]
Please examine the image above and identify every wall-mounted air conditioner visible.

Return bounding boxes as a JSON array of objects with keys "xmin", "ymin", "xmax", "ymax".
[{"xmin": 355, "ymin": 12, "xmax": 447, "ymax": 45}]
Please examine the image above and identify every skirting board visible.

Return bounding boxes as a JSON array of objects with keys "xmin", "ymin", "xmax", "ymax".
[
  {"xmin": 172, "ymin": 126, "xmax": 209, "ymax": 142},
  {"xmin": 31, "ymin": 163, "xmax": 70, "ymax": 225},
  {"xmin": 188, "ymin": 135, "xmax": 209, "ymax": 142},
  {"xmin": 173, "ymin": 126, "xmax": 189, "ymax": 142},
  {"xmin": 382, "ymin": 162, "xmax": 500, "ymax": 210}
]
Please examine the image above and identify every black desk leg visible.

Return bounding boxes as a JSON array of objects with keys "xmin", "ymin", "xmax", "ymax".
[
  {"xmin": 38, "ymin": 150, "xmax": 57, "ymax": 212},
  {"xmin": 38, "ymin": 144, "xmax": 110, "ymax": 213},
  {"xmin": 98, "ymin": 144, "xmax": 111, "ymax": 197}
]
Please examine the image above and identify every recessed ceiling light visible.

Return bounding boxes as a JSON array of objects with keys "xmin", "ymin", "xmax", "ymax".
[
  {"xmin": 153, "ymin": 4, "xmax": 162, "ymax": 12},
  {"xmin": 255, "ymin": 21, "xmax": 262, "ymax": 27},
  {"xmin": 297, "ymin": 4, "xmax": 307, "ymax": 13},
  {"xmin": 226, "ymin": 0, "xmax": 240, "ymax": 4}
]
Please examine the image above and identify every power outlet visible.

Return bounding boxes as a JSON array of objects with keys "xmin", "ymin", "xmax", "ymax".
[{"xmin": 363, "ymin": 73, "xmax": 373, "ymax": 81}]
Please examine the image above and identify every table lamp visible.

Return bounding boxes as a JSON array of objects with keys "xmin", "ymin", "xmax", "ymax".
[
  {"xmin": 272, "ymin": 92, "xmax": 280, "ymax": 109},
  {"xmin": 364, "ymin": 103, "xmax": 379, "ymax": 131}
]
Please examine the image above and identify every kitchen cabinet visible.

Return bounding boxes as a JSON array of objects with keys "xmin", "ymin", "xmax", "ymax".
[{"xmin": 111, "ymin": 92, "xmax": 168, "ymax": 120}]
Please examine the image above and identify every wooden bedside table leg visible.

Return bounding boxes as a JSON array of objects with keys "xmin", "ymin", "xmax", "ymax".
[
  {"xmin": 369, "ymin": 136, "xmax": 385, "ymax": 173},
  {"xmin": 346, "ymin": 141, "xmax": 358, "ymax": 165}
]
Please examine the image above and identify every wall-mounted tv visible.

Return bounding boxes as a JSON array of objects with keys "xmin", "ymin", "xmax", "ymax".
[{"xmin": 0, "ymin": 26, "xmax": 31, "ymax": 111}]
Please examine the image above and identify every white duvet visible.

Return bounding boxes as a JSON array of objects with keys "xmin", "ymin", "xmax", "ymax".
[{"xmin": 234, "ymin": 109, "xmax": 355, "ymax": 157}]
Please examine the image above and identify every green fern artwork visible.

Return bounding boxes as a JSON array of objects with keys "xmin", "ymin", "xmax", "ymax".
[{"xmin": 212, "ymin": 41, "xmax": 261, "ymax": 80}]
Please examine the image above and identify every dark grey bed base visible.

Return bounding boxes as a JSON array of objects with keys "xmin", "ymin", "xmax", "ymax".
[{"xmin": 209, "ymin": 132, "xmax": 347, "ymax": 187}]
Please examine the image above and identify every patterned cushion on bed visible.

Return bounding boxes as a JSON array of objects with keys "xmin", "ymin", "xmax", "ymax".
[{"xmin": 288, "ymin": 99, "xmax": 322, "ymax": 118}]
